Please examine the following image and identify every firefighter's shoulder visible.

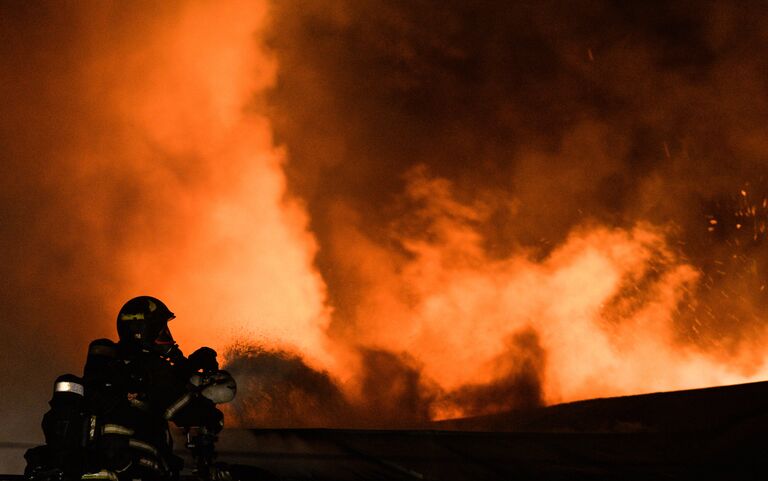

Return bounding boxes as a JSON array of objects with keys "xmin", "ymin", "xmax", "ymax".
[{"xmin": 87, "ymin": 338, "xmax": 118, "ymax": 359}]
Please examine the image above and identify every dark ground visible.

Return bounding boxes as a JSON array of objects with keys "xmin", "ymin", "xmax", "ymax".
[
  {"xmin": 3, "ymin": 380, "xmax": 768, "ymax": 480},
  {"xmin": 199, "ymin": 380, "xmax": 768, "ymax": 480}
]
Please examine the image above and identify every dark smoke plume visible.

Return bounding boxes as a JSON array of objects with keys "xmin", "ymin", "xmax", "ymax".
[
  {"xmin": 225, "ymin": 344, "xmax": 350, "ymax": 428},
  {"xmin": 225, "ymin": 345, "xmax": 438, "ymax": 428},
  {"xmin": 225, "ymin": 340, "xmax": 543, "ymax": 428},
  {"xmin": 441, "ymin": 329, "xmax": 545, "ymax": 417},
  {"xmin": 265, "ymin": 0, "xmax": 768, "ymax": 359},
  {"xmin": 354, "ymin": 348, "xmax": 438, "ymax": 427}
]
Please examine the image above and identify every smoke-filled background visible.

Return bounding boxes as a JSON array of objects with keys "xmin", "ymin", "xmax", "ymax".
[{"xmin": 4, "ymin": 0, "xmax": 768, "ymax": 461}]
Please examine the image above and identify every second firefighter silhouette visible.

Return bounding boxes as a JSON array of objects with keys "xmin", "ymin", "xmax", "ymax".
[{"xmin": 34, "ymin": 296, "xmax": 237, "ymax": 480}]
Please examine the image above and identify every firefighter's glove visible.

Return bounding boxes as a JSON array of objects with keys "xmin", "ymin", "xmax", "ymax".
[{"xmin": 189, "ymin": 347, "xmax": 218, "ymax": 373}]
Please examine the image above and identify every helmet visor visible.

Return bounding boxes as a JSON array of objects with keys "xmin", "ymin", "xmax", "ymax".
[{"xmin": 155, "ymin": 323, "xmax": 175, "ymax": 346}]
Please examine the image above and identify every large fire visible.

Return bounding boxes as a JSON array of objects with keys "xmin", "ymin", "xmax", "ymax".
[
  {"xmin": 86, "ymin": 1, "xmax": 332, "ymax": 364},
  {"xmin": 3, "ymin": 1, "xmax": 768, "ymax": 431},
  {"xmin": 319, "ymin": 171, "xmax": 768, "ymax": 419}
]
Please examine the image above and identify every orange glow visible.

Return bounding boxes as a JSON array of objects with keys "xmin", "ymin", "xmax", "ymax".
[
  {"xmin": 86, "ymin": 1, "xmax": 333, "ymax": 367},
  {"xmin": 332, "ymin": 172, "xmax": 768, "ymax": 412},
  {"xmin": 55, "ymin": 2, "xmax": 768, "ymax": 423}
]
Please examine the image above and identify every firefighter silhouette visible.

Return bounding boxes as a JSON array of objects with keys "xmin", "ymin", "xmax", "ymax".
[{"xmin": 25, "ymin": 296, "xmax": 237, "ymax": 481}]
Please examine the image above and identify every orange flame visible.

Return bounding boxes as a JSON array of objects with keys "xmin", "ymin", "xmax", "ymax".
[
  {"xmin": 329, "ymin": 171, "xmax": 768, "ymax": 412},
  {"xmin": 66, "ymin": 2, "xmax": 768, "ymax": 421},
  {"xmin": 78, "ymin": 1, "xmax": 333, "ymax": 366}
]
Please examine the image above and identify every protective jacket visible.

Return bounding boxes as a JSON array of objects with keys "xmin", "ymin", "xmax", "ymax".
[
  {"xmin": 85, "ymin": 338, "xmax": 224, "ymax": 480},
  {"xmin": 26, "ymin": 339, "xmax": 230, "ymax": 481}
]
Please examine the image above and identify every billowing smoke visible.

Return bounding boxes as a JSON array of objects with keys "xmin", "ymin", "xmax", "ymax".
[
  {"xmin": 225, "ymin": 344, "xmax": 437, "ymax": 428},
  {"xmin": 0, "ymin": 0, "xmax": 332, "ymax": 454},
  {"xmin": 224, "ymin": 344, "xmax": 350, "ymax": 428},
  {"xmin": 261, "ymin": 0, "xmax": 768, "ymax": 408},
  {"xmin": 225, "ymin": 335, "xmax": 540, "ymax": 428},
  {"xmin": 4, "ymin": 0, "xmax": 768, "ymax": 457}
]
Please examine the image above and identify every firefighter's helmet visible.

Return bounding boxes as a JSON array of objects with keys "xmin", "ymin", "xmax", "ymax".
[{"xmin": 116, "ymin": 296, "xmax": 176, "ymax": 351}]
